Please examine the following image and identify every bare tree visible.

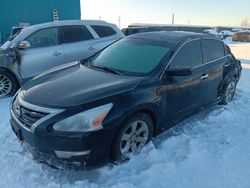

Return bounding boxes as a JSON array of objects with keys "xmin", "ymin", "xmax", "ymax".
[{"xmin": 241, "ymin": 17, "xmax": 249, "ymax": 27}]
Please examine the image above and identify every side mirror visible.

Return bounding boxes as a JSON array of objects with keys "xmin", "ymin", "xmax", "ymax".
[
  {"xmin": 166, "ymin": 67, "xmax": 193, "ymax": 76},
  {"xmin": 18, "ymin": 41, "xmax": 31, "ymax": 49}
]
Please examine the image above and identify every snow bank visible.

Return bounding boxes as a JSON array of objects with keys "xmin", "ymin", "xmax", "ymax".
[{"xmin": 0, "ymin": 44, "xmax": 250, "ymax": 188}]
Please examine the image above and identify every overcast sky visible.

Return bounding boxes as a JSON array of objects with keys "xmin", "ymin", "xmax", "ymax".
[{"xmin": 81, "ymin": 0, "xmax": 250, "ymax": 28}]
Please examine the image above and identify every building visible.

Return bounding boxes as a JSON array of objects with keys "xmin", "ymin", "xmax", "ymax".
[{"xmin": 0, "ymin": 0, "xmax": 81, "ymax": 44}]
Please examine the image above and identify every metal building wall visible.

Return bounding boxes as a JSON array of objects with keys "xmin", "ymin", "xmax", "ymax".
[{"xmin": 0, "ymin": 0, "xmax": 81, "ymax": 43}]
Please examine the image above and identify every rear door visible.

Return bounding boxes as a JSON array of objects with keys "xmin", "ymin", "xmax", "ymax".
[
  {"xmin": 164, "ymin": 39, "xmax": 207, "ymax": 123},
  {"xmin": 60, "ymin": 25, "xmax": 97, "ymax": 62},
  {"xmin": 201, "ymin": 39, "xmax": 226, "ymax": 105},
  {"xmin": 19, "ymin": 27, "xmax": 65, "ymax": 80}
]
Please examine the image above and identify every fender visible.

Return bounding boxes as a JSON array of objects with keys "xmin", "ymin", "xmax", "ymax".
[
  {"xmin": 110, "ymin": 86, "xmax": 163, "ymax": 136},
  {"xmin": 0, "ymin": 50, "xmax": 23, "ymax": 86}
]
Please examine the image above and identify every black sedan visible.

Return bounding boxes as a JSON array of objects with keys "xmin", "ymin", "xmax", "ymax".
[{"xmin": 10, "ymin": 31, "xmax": 241, "ymax": 169}]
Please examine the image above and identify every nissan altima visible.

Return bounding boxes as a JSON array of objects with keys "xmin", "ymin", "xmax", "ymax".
[{"xmin": 10, "ymin": 31, "xmax": 241, "ymax": 169}]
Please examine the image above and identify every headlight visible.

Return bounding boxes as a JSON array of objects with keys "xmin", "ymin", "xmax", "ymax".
[{"xmin": 53, "ymin": 103, "xmax": 113, "ymax": 132}]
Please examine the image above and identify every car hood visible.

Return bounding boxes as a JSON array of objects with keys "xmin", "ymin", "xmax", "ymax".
[{"xmin": 20, "ymin": 63, "xmax": 141, "ymax": 107}]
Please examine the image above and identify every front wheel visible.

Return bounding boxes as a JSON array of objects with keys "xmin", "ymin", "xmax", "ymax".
[
  {"xmin": 0, "ymin": 69, "xmax": 19, "ymax": 98},
  {"xmin": 111, "ymin": 113, "xmax": 153, "ymax": 163},
  {"xmin": 220, "ymin": 77, "xmax": 237, "ymax": 105}
]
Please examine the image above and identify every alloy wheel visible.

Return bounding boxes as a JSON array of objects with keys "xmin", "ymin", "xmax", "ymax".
[
  {"xmin": 0, "ymin": 74, "xmax": 12, "ymax": 97},
  {"xmin": 225, "ymin": 81, "xmax": 236, "ymax": 104},
  {"xmin": 120, "ymin": 120, "xmax": 149, "ymax": 159}
]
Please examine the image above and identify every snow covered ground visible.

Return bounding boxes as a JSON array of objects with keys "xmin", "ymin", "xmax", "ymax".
[{"xmin": 0, "ymin": 40, "xmax": 250, "ymax": 188}]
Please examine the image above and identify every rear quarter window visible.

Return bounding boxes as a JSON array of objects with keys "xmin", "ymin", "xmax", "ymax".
[
  {"xmin": 203, "ymin": 39, "xmax": 225, "ymax": 62},
  {"xmin": 90, "ymin": 25, "xmax": 117, "ymax": 37}
]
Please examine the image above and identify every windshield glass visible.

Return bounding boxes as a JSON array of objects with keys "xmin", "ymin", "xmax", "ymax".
[
  {"xmin": 0, "ymin": 27, "xmax": 29, "ymax": 50},
  {"xmin": 90, "ymin": 38, "xmax": 170, "ymax": 75},
  {"xmin": 0, "ymin": 41, "xmax": 10, "ymax": 50}
]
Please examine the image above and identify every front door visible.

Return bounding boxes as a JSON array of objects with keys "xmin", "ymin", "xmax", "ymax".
[
  {"xmin": 18, "ymin": 27, "xmax": 65, "ymax": 80},
  {"xmin": 163, "ymin": 39, "xmax": 207, "ymax": 124}
]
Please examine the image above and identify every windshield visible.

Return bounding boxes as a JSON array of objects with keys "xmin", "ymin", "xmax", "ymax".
[
  {"xmin": 0, "ymin": 27, "xmax": 28, "ymax": 50},
  {"xmin": 0, "ymin": 41, "xmax": 10, "ymax": 50},
  {"xmin": 89, "ymin": 38, "xmax": 170, "ymax": 75}
]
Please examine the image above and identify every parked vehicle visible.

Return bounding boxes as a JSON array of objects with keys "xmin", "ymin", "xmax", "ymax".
[
  {"xmin": 10, "ymin": 31, "xmax": 241, "ymax": 169},
  {"xmin": 231, "ymin": 28, "xmax": 244, "ymax": 33},
  {"xmin": 220, "ymin": 30, "xmax": 233, "ymax": 39},
  {"xmin": 203, "ymin": 29, "xmax": 223, "ymax": 39},
  {"xmin": 121, "ymin": 27, "xmax": 148, "ymax": 36},
  {"xmin": 0, "ymin": 20, "xmax": 124, "ymax": 98}
]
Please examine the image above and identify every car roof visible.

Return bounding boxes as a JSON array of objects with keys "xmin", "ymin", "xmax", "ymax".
[
  {"xmin": 5, "ymin": 20, "xmax": 119, "ymax": 49},
  {"xmin": 26, "ymin": 20, "xmax": 111, "ymax": 30},
  {"xmin": 128, "ymin": 31, "xmax": 219, "ymax": 45},
  {"xmin": 17, "ymin": 19, "xmax": 116, "ymax": 38}
]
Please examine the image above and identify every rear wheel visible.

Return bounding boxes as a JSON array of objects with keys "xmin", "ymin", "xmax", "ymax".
[
  {"xmin": 0, "ymin": 69, "xmax": 19, "ymax": 98},
  {"xmin": 220, "ymin": 77, "xmax": 236, "ymax": 105},
  {"xmin": 111, "ymin": 113, "xmax": 153, "ymax": 163}
]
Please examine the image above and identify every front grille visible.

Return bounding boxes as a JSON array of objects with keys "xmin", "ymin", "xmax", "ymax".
[{"xmin": 12, "ymin": 97, "xmax": 49, "ymax": 129}]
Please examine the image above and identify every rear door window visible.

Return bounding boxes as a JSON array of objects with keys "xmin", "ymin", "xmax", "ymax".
[
  {"xmin": 90, "ymin": 25, "xmax": 116, "ymax": 37},
  {"xmin": 61, "ymin": 25, "xmax": 94, "ymax": 43},
  {"xmin": 26, "ymin": 28, "xmax": 58, "ymax": 48},
  {"xmin": 202, "ymin": 39, "xmax": 225, "ymax": 62},
  {"xmin": 170, "ymin": 40, "xmax": 203, "ymax": 68}
]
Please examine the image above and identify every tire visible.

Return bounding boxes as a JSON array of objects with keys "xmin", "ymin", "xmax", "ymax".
[
  {"xmin": 0, "ymin": 69, "xmax": 19, "ymax": 98},
  {"xmin": 220, "ymin": 77, "xmax": 237, "ymax": 105},
  {"xmin": 111, "ymin": 112, "xmax": 154, "ymax": 163}
]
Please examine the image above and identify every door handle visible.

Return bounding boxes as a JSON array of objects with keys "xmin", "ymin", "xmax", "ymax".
[
  {"xmin": 53, "ymin": 52, "xmax": 62, "ymax": 56},
  {"xmin": 200, "ymin": 74, "xmax": 209, "ymax": 80},
  {"xmin": 224, "ymin": 62, "xmax": 231, "ymax": 67},
  {"xmin": 88, "ymin": 46, "xmax": 95, "ymax": 50}
]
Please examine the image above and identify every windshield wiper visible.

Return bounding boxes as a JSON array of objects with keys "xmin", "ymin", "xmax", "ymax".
[{"xmin": 89, "ymin": 64, "xmax": 122, "ymax": 75}]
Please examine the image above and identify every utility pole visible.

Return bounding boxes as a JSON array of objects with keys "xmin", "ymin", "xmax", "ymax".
[
  {"xmin": 172, "ymin": 13, "xmax": 175, "ymax": 24},
  {"xmin": 118, "ymin": 16, "xmax": 121, "ymax": 28}
]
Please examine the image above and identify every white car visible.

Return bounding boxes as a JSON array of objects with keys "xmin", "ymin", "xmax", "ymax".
[
  {"xmin": 203, "ymin": 29, "xmax": 223, "ymax": 39},
  {"xmin": 0, "ymin": 20, "xmax": 124, "ymax": 97},
  {"xmin": 220, "ymin": 30, "xmax": 233, "ymax": 39}
]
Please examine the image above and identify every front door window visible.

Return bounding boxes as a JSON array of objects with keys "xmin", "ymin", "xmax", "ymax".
[{"xmin": 26, "ymin": 28, "xmax": 59, "ymax": 48}]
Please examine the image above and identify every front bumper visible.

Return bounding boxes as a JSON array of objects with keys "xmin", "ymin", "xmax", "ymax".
[{"xmin": 10, "ymin": 113, "xmax": 117, "ymax": 170}]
